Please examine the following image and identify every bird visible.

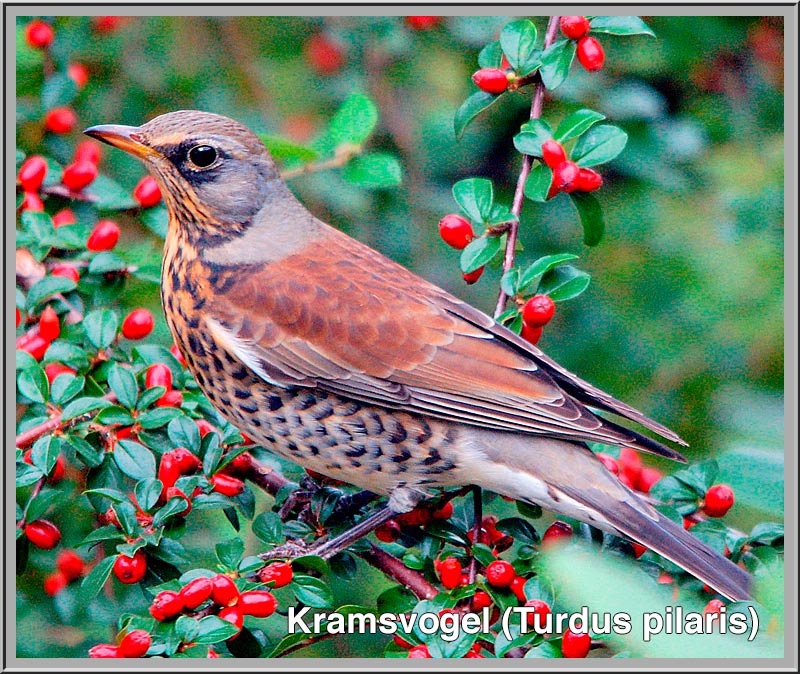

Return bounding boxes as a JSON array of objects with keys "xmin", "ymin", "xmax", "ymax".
[{"xmin": 85, "ymin": 110, "xmax": 750, "ymax": 601}]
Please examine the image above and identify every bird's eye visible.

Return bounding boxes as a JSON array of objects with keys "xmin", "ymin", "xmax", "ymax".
[{"xmin": 187, "ymin": 145, "xmax": 218, "ymax": 168}]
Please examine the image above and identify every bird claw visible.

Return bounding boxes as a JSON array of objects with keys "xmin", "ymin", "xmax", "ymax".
[{"xmin": 259, "ymin": 538, "xmax": 313, "ymax": 561}]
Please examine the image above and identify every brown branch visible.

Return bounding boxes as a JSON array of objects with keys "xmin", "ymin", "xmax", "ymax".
[
  {"xmin": 358, "ymin": 543, "xmax": 438, "ymax": 601},
  {"xmin": 493, "ymin": 16, "xmax": 561, "ymax": 319},
  {"xmin": 15, "ymin": 392, "xmax": 117, "ymax": 449},
  {"xmin": 280, "ymin": 146, "xmax": 360, "ymax": 181}
]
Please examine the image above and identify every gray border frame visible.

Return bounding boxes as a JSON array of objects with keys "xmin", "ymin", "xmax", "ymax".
[{"xmin": 6, "ymin": 4, "xmax": 797, "ymax": 672}]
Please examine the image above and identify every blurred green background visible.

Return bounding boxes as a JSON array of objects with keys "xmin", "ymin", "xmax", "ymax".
[{"xmin": 16, "ymin": 14, "xmax": 784, "ymax": 658}]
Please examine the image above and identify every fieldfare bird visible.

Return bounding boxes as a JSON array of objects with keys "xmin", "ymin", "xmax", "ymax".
[{"xmin": 85, "ymin": 111, "xmax": 750, "ymax": 601}]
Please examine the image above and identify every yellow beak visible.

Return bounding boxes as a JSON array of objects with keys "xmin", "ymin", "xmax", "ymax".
[{"xmin": 83, "ymin": 124, "xmax": 159, "ymax": 160}]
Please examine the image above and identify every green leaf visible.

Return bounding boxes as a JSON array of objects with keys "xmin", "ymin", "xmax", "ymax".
[
  {"xmin": 554, "ymin": 108, "xmax": 607, "ymax": 143},
  {"xmin": 252, "ymin": 511, "xmax": 284, "ymax": 545},
  {"xmin": 539, "ymin": 39, "xmax": 576, "ymax": 90},
  {"xmin": 140, "ymin": 205, "xmax": 168, "ymax": 238},
  {"xmin": 17, "ymin": 366, "xmax": 49, "ymax": 404},
  {"xmin": 137, "ymin": 407, "xmax": 181, "ymax": 429},
  {"xmin": 342, "ymin": 153, "xmax": 402, "ymax": 188},
  {"xmin": 80, "ymin": 554, "xmax": 116, "ymax": 599},
  {"xmin": 167, "ymin": 416, "xmax": 200, "ymax": 452},
  {"xmin": 25, "ymin": 276, "xmax": 77, "ymax": 310},
  {"xmin": 569, "ymin": 191, "xmax": 605, "ymax": 246},
  {"xmin": 589, "ymin": 16, "xmax": 655, "ymax": 36},
  {"xmin": 291, "ymin": 574, "xmax": 334, "ymax": 608},
  {"xmin": 513, "ymin": 119, "xmax": 554, "ymax": 157},
  {"xmin": 66, "ymin": 434, "xmax": 103, "ymax": 468},
  {"xmin": 50, "ymin": 373, "xmax": 84, "ymax": 405},
  {"xmin": 41, "ymin": 341, "xmax": 91, "ymax": 371},
  {"xmin": 194, "ymin": 615, "xmax": 241, "ymax": 644},
  {"xmin": 41, "ymin": 73, "xmax": 78, "ymax": 110},
  {"xmin": 175, "ymin": 615, "xmax": 201, "ymax": 644},
  {"xmin": 16, "ymin": 462, "xmax": 44, "ymax": 488},
  {"xmin": 87, "ymin": 174, "xmax": 138, "ymax": 211},
  {"xmin": 525, "ymin": 640, "xmax": 562, "ymax": 658},
  {"xmin": 215, "ymin": 537, "xmax": 245, "ymax": 570},
  {"xmin": 94, "ymin": 405, "xmax": 135, "ymax": 426},
  {"xmin": 500, "ymin": 20, "xmax": 539, "ymax": 75},
  {"xmin": 572, "ymin": 124, "xmax": 628, "ymax": 167},
  {"xmin": 135, "ymin": 478, "xmax": 163, "ymax": 512},
  {"xmin": 500, "ymin": 267, "xmax": 522, "ymax": 297},
  {"xmin": 201, "ymin": 433, "xmax": 223, "ymax": 475},
  {"xmin": 477, "ymin": 40, "xmax": 503, "ymax": 68},
  {"xmin": 519, "ymin": 253, "xmax": 580, "ymax": 293},
  {"xmin": 460, "ymin": 235, "xmax": 503, "ymax": 274},
  {"xmin": 88, "ymin": 252, "xmax": 128, "ymax": 275},
  {"xmin": 30, "ymin": 434, "xmax": 61, "ymax": 475},
  {"xmin": 107, "ymin": 363, "xmax": 138, "ymax": 409},
  {"xmin": 650, "ymin": 476, "xmax": 700, "ymax": 515},
  {"xmin": 454, "ymin": 91, "xmax": 502, "ymax": 141},
  {"xmin": 25, "ymin": 487, "xmax": 67, "ymax": 522},
  {"xmin": 61, "ymin": 396, "xmax": 111, "ymax": 421},
  {"xmin": 113, "ymin": 439, "xmax": 156, "ymax": 480},
  {"xmin": 322, "ymin": 91, "xmax": 378, "ymax": 149},
  {"xmin": 523, "ymin": 164, "xmax": 553, "ymax": 203},
  {"xmin": 260, "ymin": 135, "xmax": 319, "ymax": 164},
  {"xmin": 84, "ymin": 309, "xmax": 120, "ymax": 349},
  {"xmin": 538, "ymin": 265, "xmax": 591, "ymax": 302},
  {"xmin": 452, "ymin": 177, "xmax": 494, "ymax": 222},
  {"xmin": 496, "ymin": 517, "xmax": 540, "ymax": 544}
]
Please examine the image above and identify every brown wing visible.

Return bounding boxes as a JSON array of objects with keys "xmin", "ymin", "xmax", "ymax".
[{"xmin": 207, "ymin": 225, "xmax": 685, "ymax": 459}]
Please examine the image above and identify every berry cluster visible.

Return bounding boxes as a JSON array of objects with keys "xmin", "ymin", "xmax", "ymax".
[
  {"xmin": 375, "ymin": 500, "xmax": 455, "ymax": 543},
  {"xmin": 89, "ymin": 629, "xmax": 152, "ymax": 658},
  {"xmin": 559, "ymin": 16, "xmax": 605, "ymax": 72},
  {"xmin": 541, "ymin": 139, "xmax": 602, "ymax": 198}
]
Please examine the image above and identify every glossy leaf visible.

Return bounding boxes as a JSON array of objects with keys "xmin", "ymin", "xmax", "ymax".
[
  {"xmin": 519, "ymin": 253, "xmax": 580, "ymax": 294},
  {"xmin": 113, "ymin": 439, "xmax": 156, "ymax": 480},
  {"xmin": 500, "ymin": 19, "xmax": 539, "ymax": 75},
  {"xmin": 569, "ymin": 191, "xmax": 605, "ymax": 246},
  {"xmin": 452, "ymin": 177, "xmax": 494, "ymax": 222},
  {"xmin": 454, "ymin": 90, "xmax": 502, "ymax": 140},
  {"xmin": 478, "ymin": 40, "xmax": 503, "ymax": 68},
  {"xmin": 83, "ymin": 309, "xmax": 120, "ymax": 350},
  {"xmin": 513, "ymin": 119, "xmax": 554, "ymax": 157},
  {"xmin": 539, "ymin": 39, "xmax": 576, "ymax": 90},
  {"xmin": 589, "ymin": 16, "xmax": 655, "ymax": 37},
  {"xmin": 523, "ymin": 163, "xmax": 553, "ymax": 202},
  {"xmin": 460, "ymin": 235, "xmax": 503, "ymax": 273},
  {"xmin": 571, "ymin": 124, "xmax": 628, "ymax": 167},
  {"xmin": 538, "ymin": 265, "xmax": 591, "ymax": 301},
  {"xmin": 554, "ymin": 108, "xmax": 606, "ymax": 143},
  {"xmin": 343, "ymin": 153, "xmax": 402, "ymax": 188}
]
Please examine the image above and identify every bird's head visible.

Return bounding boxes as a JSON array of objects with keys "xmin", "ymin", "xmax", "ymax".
[{"xmin": 84, "ymin": 110, "xmax": 286, "ymax": 246}]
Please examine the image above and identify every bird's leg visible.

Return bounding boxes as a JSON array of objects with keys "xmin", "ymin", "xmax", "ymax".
[
  {"xmin": 468, "ymin": 486, "xmax": 482, "ymax": 584},
  {"xmin": 302, "ymin": 505, "xmax": 398, "ymax": 561},
  {"xmin": 328, "ymin": 489, "xmax": 379, "ymax": 524}
]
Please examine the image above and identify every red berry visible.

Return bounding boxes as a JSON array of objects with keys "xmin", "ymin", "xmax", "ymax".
[
  {"xmin": 225, "ymin": 451, "xmax": 253, "ymax": 476},
  {"xmin": 631, "ymin": 542, "xmax": 647, "ymax": 559},
  {"xmin": 553, "ymin": 160, "xmax": 581, "ymax": 192},
  {"xmin": 172, "ymin": 447, "xmax": 201, "ymax": 474},
  {"xmin": 462, "ymin": 266, "xmax": 484, "ymax": 285},
  {"xmin": 658, "ymin": 571, "xmax": 674, "ymax": 585},
  {"xmin": 67, "ymin": 62, "xmax": 89, "ymax": 89},
  {"xmin": 704, "ymin": 598, "xmax": 725, "ymax": 617},
  {"xmin": 113, "ymin": 551, "xmax": 147, "ymax": 584},
  {"xmin": 542, "ymin": 521, "xmax": 573, "ymax": 547},
  {"xmin": 432, "ymin": 501, "xmax": 454, "ymax": 520},
  {"xmin": 21, "ymin": 191, "xmax": 44, "ymax": 212},
  {"xmin": 396, "ymin": 507, "xmax": 432, "ymax": 528},
  {"xmin": 259, "ymin": 562, "xmax": 293, "ymax": 589},
  {"xmin": 118, "ymin": 629, "xmax": 151, "ymax": 658},
  {"xmin": 18, "ymin": 333, "xmax": 49, "ymax": 360},
  {"xmin": 472, "ymin": 590, "xmax": 492, "ymax": 610},
  {"xmin": 45, "ymin": 107, "xmax": 77, "ymax": 134},
  {"xmin": 158, "ymin": 453, "xmax": 181, "ymax": 491},
  {"xmin": 521, "ymin": 294, "xmax": 556, "ymax": 328},
  {"xmin": 561, "ymin": 629, "xmax": 591, "ymax": 658},
  {"xmin": 618, "ymin": 448, "xmax": 642, "ymax": 488},
  {"xmin": 93, "ymin": 16, "xmax": 124, "ymax": 33},
  {"xmin": 596, "ymin": 453, "xmax": 620, "ymax": 475},
  {"xmin": 393, "ymin": 634, "xmax": 413, "ymax": 649},
  {"xmin": 207, "ymin": 648, "xmax": 219, "ymax": 658},
  {"xmin": 16, "ymin": 307, "xmax": 21, "ymax": 328},
  {"xmin": 170, "ymin": 343, "xmax": 186, "ymax": 366},
  {"xmin": 56, "ymin": 549, "xmax": 85, "ymax": 580},
  {"xmin": 510, "ymin": 575, "xmax": 528, "ymax": 602},
  {"xmin": 471, "ymin": 68, "xmax": 510, "ymax": 94},
  {"xmin": 485, "ymin": 559, "xmax": 515, "ymax": 587},
  {"xmin": 406, "ymin": 16, "xmax": 440, "ymax": 30},
  {"xmin": 38, "ymin": 306, "xmax": 60, "ymax": 342},
  {"xmin": 121, "ymin": 308, "xmax": 154, "ymax": 339},
  {"xmin": 218, "ymin": 605, "xmax": 244, "ymax": 634},
  {"xmin": 520, "ymin": 323, "xmax": 543, "ymax": 345},
  {"xmin": 25, "ymin": 20, "xmax": 55, "ymax": 48},
  {"xmin": 133, "ymin": 176, "xmax": 161, "ymax": 208},
  {"xmin": 156, "ymin": 390, "xmax": 184, "ymax": 408},
  {"xmin": 703, "ymin": 484, "xmax": 735, "ymax": 518},
  {"xmin": 210, "ymin": 573, "xmax": 240, "ymax": 606},
  {"xmin": 61, "ymin": 160, "xmax": 98, "ymax": 191},
  {"xmin": 524, "ymin": 599, "xmax": 552, "ymax": 628},
  {"xmin": 439, "ymin": 556, "xmax": 462, "ymax": 589},
  {"xmin": 24, "ymin": 519, "xmax": 61, "ymax": 549},
  {"xmin": 195, "ymin": 418, "xmax": 215, "ymax": 438},
  {"xmin": 144, "ymin": 363, "xmax": 172, "ymax": 391},
  {"xmin": 577, "ymin": 36, "xmax": 605, "ymax": 72},
  {"xmin": 637, "ymin": 467, "xmax": 663, "ymax": 493},
  {"xmin": 75, "ymin": 140, "xmax": 102, "ymax": 165},
  {"xmin": 88, "ymin": 644, "xmax": 119, "ymax": 658},
  {"xmin": 239, "ymin": 590, "xmax": 277, "ymax": 617},
  {"xmin": 541, "ymin": 140, "xmax": 567, "ymax": 169},
  {"xmin": 560, "ymin": 16, "xmax": 591, "ymax": 40},
  {"xmin": 407, "ymin": 645, "xmax": 431, "ymax": 658},
  {"xmin": 305, "ymin": 34, "xmax": 345, "ymax": 75},
  {"xmin": 86, "ymin": 219, "xmax": 120, "ymax": 252},
  {"xmin": 465, "ymin": 649, "xmax": 486, "ymax": 658},
  {"xmin": 18, "ymin": 155, "xmax": 48, "ymax": 191},
  {"xmin": 149, "ymin": 590, "xmax": 184, "ymax": 621},
  {"xmin": 211, "ymin": 473, "xmax": 245, "ymax": 497},
  {"xmin": 52, "ymin": 208, "xmax": 77, "ymax": 228},
  {"xmin": 575, "ymin": 168, "xmax": 603, "ymax": 192},
  {"xmin": 44, "ymin": 571, "xmax": 68, "ymax": 596},
  {"xmin": 180, "ymin": 576, "xmax": 214, "ymax": 609},
  {"xmin": 165, "ymin": 487, "xmax": 192, "ymax": 516},
  {"xmin": 375, "ymin": 519, "xmax": 401, "ymax": 543},
  {"xmin": 438, "ymin": 214, "xmax": 475, "ymax": 250},
  {"xmin": 50, "ymin": 264, "xmax": 80, "ymax": 284}
]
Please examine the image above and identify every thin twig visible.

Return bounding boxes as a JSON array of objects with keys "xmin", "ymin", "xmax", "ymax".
[
  {"xmin": 280, "ymin": 146, "xmax": 359, "ymax": 181},
  {"xmin": 493, "ymin": 16, "xmax": 561, "ymax": 319},
  {"xmin": 15, "ymin": 392, "xmax": 117, "ymax": 449}
]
